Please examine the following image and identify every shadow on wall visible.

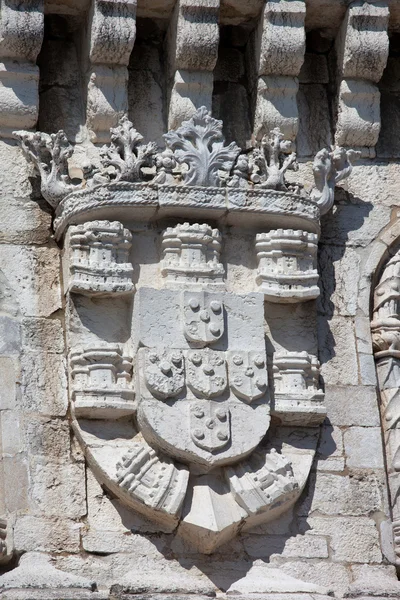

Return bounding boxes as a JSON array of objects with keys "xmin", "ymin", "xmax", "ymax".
[{"xmin": 317, "ymin": 188, "xmax": 373, "ymax": 369}]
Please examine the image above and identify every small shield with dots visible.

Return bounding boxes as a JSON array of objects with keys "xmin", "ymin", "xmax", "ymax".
[
  {"xmin": 227, "ymin": 351, "xmax": 268, "ymax": 403},
  {"xmin": 142, "ymin": 348, "xmax": 185, "ymax": 400},
  {"xmin": 190, "ymin": 401, "xmax": 231, "ymax": 452},
  {"xmin": 182, "ymin": 291, "xmax": 224, "ymax": 346},
  {"xmin": 186, "ymin": 349, "xmax": 227, "ymax": 398}
]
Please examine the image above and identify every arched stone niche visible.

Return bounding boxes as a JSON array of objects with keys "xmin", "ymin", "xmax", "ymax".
[{"xmin": 371, "ymin": 218, "xmax": 400, "ymax": 567}]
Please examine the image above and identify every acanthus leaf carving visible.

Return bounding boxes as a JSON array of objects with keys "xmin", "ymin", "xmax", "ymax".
[
  {"xmin": 163, "ymin": 106, "xmax": 241, "ymax": 187},
  {"xmin": 100, "ymin": 115, "xmax": 158, "ymax": 183}
]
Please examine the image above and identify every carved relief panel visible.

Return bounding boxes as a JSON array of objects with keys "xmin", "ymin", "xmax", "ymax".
[{"xmin": 15, "ymin": 107, "xmax": 359, "ymax": 554}]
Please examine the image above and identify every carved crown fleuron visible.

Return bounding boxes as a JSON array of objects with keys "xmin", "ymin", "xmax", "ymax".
[{"xmin": 14, "ymin": 107, "xmax": 359, "ymax": 239}]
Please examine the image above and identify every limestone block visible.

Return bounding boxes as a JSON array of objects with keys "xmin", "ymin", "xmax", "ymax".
[
  {"xmin": 254, "ymin": 0, "xmax": 306, "ymax": 77},
  {"xmin": 3, "ymin": 455, "xmax": 29, "ymax": 512},
  {"xmin": 168, "ymin": 70, "xmax": 214, "ymax": 131},
  {"xmin": 87, "ymin": 65, "xmax": 130, "ymax": 144},
  {"xmin": 29, "ymin": 460, "xmax": 86, "ymax": 519},
  {"xmin": 0, "ymin": 552, "xmax": 98, "ymax": 598},
  {"xmin": 318, "ymin": 316, "xmax": 358, "ymax": 385},
  {"xmin": 0, "ymin": 246, "xmax": 62, "ymax": 318},
  {"xmin": 253, "ymin": 75, "xmax": 299, "ymax": 141},
  {"xmin": 299, "ymin": 54, "xmax": 329, "ymax": 85},
  {"xmin": 265, "ymin": 302, "xmax": 318, "ymax": 356},
  {"xmin": 20, "ymin": 351, "xmax": 68, "ymax": 416},
  {"xmin": 324, "ymin": 385, "xmax": 380, "ymax": 427},
  {"xmin": 344, "ymin": 427, "xmax": 385, "ymax": 469},
  {"xmin": 24, "ymin": 417, "xmax": 71, "ymax": 461},
  {"xmin": 170, "ymin": 0, "xmax": 219, "ymax": 72},
  {"xmin": 128, "ymin": 44, "xmax": 165, "ymax": 147},
  {"xmin": 318, "ymin": 245, "xmax": 360, "ymax": 317},
  {"xmin": 212, "ymin": 82, "xmax": 252, "ymax": 148},
  {"xmin": 0, "ymin": 61, "xmax": 39, "ymax": 137},
  {"xmin": 0, "ymin": 317, "xmax": 20, "ymax": 356},
  {"xmin": 13, "ymin": 516, "xmax": 81, "ymax": 553},
  {"xmin": 225, "ymin": 563, "xmax": 330, "ymax": 596},
  {"xmin": 38, "ymin": 85, "xmax": 86, "ymax": 145},
  {"xmin": 297, "ymin": 84, "xmax": 332, "ymax": 158},
  {"xmin": 336, "ymin": 79, "xmax": 382, "ymax": 150},
  {"xmin": 320, "ymin": 202, "xmax": 391, "ymax": 249},
  {"xmin": 317, "ymin": 423, "xmax": 344, "ymax": 460},
  {"xmin": 1, "ymin": 410, "xmax": 23, "ymax": 456},
  {"xmin": 242, "ymin": 532, "xmax": 329, "ymax": 559},
  {"xmin": 277, "ymin": 561, "xmax": 351, "ymax": 598},
  {"xmin": 0, "ymin": 357, "xmax": 19, "ymax": 411},
  {"xmin": 358, "ymin": 352, "xmax": 377, "ymax": 385},
  {"xmin": 305, "ymin": 516, "xmax": 382, "ymax": 563},
  {"xmin": 22, "ymin": 318, "xmax": 64, "ymax": 354},
  {"xmin": 214, "ymin": 48, "xmax": 244, "ymax": 83},
  {"xmin": 89, "ymin": 0, "xmax": 137, "ymax": 66},
  {"xmin": 336, "ymin": 1, "xmax": 389, "ymax": 83},
  {"xmin": 298, "ymin": 472, "xmax": 384, "ymax": 516}
]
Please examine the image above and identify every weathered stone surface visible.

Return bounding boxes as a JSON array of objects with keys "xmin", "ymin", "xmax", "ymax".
[
  {"xmin": 305, "ymin": 516, "xmax": 382, "ymax": 563},
  {"xmin": 344, "ymin": 427, "xmax": 385, "ymax": 469},
  {"xmin": 324, "ymin": 385, "xmax": 380, "ymax": 427}
]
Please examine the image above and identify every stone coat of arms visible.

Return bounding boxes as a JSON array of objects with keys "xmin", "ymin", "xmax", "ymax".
[{"xmin": 15, "ymin": 107, "xmax": 357, "ymax": 553}]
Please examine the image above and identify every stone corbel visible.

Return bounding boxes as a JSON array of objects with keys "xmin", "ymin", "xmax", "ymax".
[
  {"xmin": 335, "ymin": 1, "xmax": 389, "ymax": 158},
  {"xmin": 251, "ymin": 0, "xmax": 306, "ymax": 142},
  {"xmin": 166, "ymin": 0, "xmax": 220, "ymax": 129},
  {"xmin": 86, "ymin": 0, "xmax": 137, "ymax": 144},
  {"xmin": 0, "ymin": 0, "xmax": 44, "ymax": 137}
]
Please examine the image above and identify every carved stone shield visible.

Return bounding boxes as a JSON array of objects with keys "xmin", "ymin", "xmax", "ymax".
[
  {"xmin": 182, "ymin": 291, "xmax": 224, "ymax": 345},
  {"xmin": 227, "ymin": 351, "xmax": 268, "ymax": 403},
  {"xmin": 186, "ymin": 349, "xmax": 227, "ymax": 398},
  {"xmin": 190, "ymin": 401, "xmax": 231, "ymax": 452},
  {"xmin": 141, "ymin": 348, "xmax": 185, "ymax": 399}
]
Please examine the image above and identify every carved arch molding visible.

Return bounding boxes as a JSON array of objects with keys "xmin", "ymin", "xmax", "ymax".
[
  {"xmin": 15, "ymin": 108, "xmax": 358, "ymax": 554},
  {"xmin": 372, "ymin": 246, "xmax": 400, "ymax": 565}
]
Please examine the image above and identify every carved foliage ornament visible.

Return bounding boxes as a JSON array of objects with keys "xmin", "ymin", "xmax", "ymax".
[{"xmin": 14, "ymin": 107, "xmax": 358, "ymax": 216}]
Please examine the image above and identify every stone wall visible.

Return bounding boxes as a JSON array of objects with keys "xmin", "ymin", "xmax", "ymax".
[{"xmin": 1, "ymin": 1, "xmax": 400, "ymax": 599}]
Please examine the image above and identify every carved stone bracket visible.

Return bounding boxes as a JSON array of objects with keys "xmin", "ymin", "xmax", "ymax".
[
  {"xmin": 335, "ymin": 1, "xmax": 389, "ymax": 157},
  {"xmin": 166, "ymin": 0, "xmax": 220, "ymax": 129},
  {"xmin": 251, "ymin": 0, "xmax": 306, "ymax": 142},
  {"xmin": 255, "ymin": 229, "xmax": 319, "ymax": 302},
  {"xmin": 86, "ymin": 0, "xmax": 137, "ymax": 143},
  {"xmin": 0, "ymin": 0, "xmax": 44, "ymax": 137}
]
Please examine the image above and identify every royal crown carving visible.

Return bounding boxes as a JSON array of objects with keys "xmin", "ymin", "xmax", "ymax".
[{"xmin": 15, "ymin": 107, "xmax": 359, "ymax": 554}]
